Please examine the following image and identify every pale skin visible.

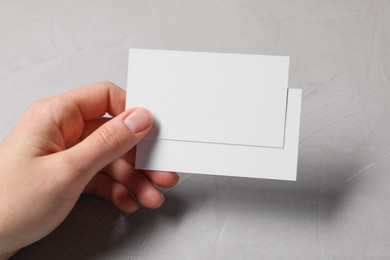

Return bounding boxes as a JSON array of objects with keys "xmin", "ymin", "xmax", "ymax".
[{"xmin": 0, "ymin": 82, "xmax": 179, "ymax": 259}]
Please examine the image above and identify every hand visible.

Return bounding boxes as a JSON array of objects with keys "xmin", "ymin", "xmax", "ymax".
[{"xmin": 0, "ymin": 82, "xmax": 179, "ymax": 259}]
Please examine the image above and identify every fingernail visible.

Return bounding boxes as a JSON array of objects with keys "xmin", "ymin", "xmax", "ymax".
[{"xmin": 124, "ymin": 108, "xmax": 152, "ymax": 133}]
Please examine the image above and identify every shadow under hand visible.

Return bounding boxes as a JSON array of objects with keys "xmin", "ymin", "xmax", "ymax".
[
  {"xmin": 13, "ymin": 157, "xmax": 356, "ymax": 260},
  {"xmin": 13, "ymin": 192, "xmax": 190, "ymax": 260}
]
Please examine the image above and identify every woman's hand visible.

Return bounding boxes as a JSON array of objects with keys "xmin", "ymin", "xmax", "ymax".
[{"xmin": 0, "ymin": 82, "xmax": 178, "ymax": 259}]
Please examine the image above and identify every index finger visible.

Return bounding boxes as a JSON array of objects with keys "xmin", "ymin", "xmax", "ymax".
[{"xmin": 56, "ymin": 81, "xmax": 126, "ymax": 120}]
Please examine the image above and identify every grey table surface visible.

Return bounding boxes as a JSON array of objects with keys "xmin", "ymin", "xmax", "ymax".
[{"xmin": 1, "ymin": 0, "xmax": 389, "ymax": 259}]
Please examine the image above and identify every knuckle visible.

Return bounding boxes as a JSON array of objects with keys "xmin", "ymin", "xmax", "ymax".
[
  {"xmin": 27, "ymin": 98, "xmax": 60, "ymax": 117},
  {"xmin": 28, "ymin": 98, "xmax": 49, "ymax": 112},
  {"xmin": 98, "ymin": 125, "xmax": 125, "ymax": 152},
  {"xmin": 25, "ymin": 99, "xmax": 51, "ymax": 121}
]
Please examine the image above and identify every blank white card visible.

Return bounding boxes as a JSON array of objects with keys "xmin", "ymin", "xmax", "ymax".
[{"xmin": 126, "ymin": 49, "xmax": 302, "ymax": 180}]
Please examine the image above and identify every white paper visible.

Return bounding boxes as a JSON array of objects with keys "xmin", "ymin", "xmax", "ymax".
[
  {"xmin": 126, "ymin": 49, "xmax": 302, "ymax": 180},
  {"xmin": 127, "ymin": 48, "xmax": 289, "ymax": 148},
  {"xmin": 134, "ymin": 89, "xmax": 301, "ymax": 181}
]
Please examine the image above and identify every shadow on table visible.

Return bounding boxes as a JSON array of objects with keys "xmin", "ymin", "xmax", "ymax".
[
  {"xmin": 13, "ymin": 191, "xmax": 191, "ymax": 260},
  {"xmin": 13, "ymin": 159, "xmax": 356, "ymax": 260}
]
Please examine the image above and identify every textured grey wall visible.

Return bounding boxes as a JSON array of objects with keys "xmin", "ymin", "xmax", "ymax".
[{"xmin": 1, "ymin": 0, "xmax": 389, "ymax": 259}]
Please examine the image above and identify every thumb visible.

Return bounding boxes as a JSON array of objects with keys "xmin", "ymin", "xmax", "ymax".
[{"xmin": 62, "ymin": 107, "xmax": 153, "ymax": 181}]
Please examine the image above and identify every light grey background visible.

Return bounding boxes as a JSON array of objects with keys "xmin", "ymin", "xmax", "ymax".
[{"xmin": 1, "ymin": 0, "xmax": 389, "ymax": 259}]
